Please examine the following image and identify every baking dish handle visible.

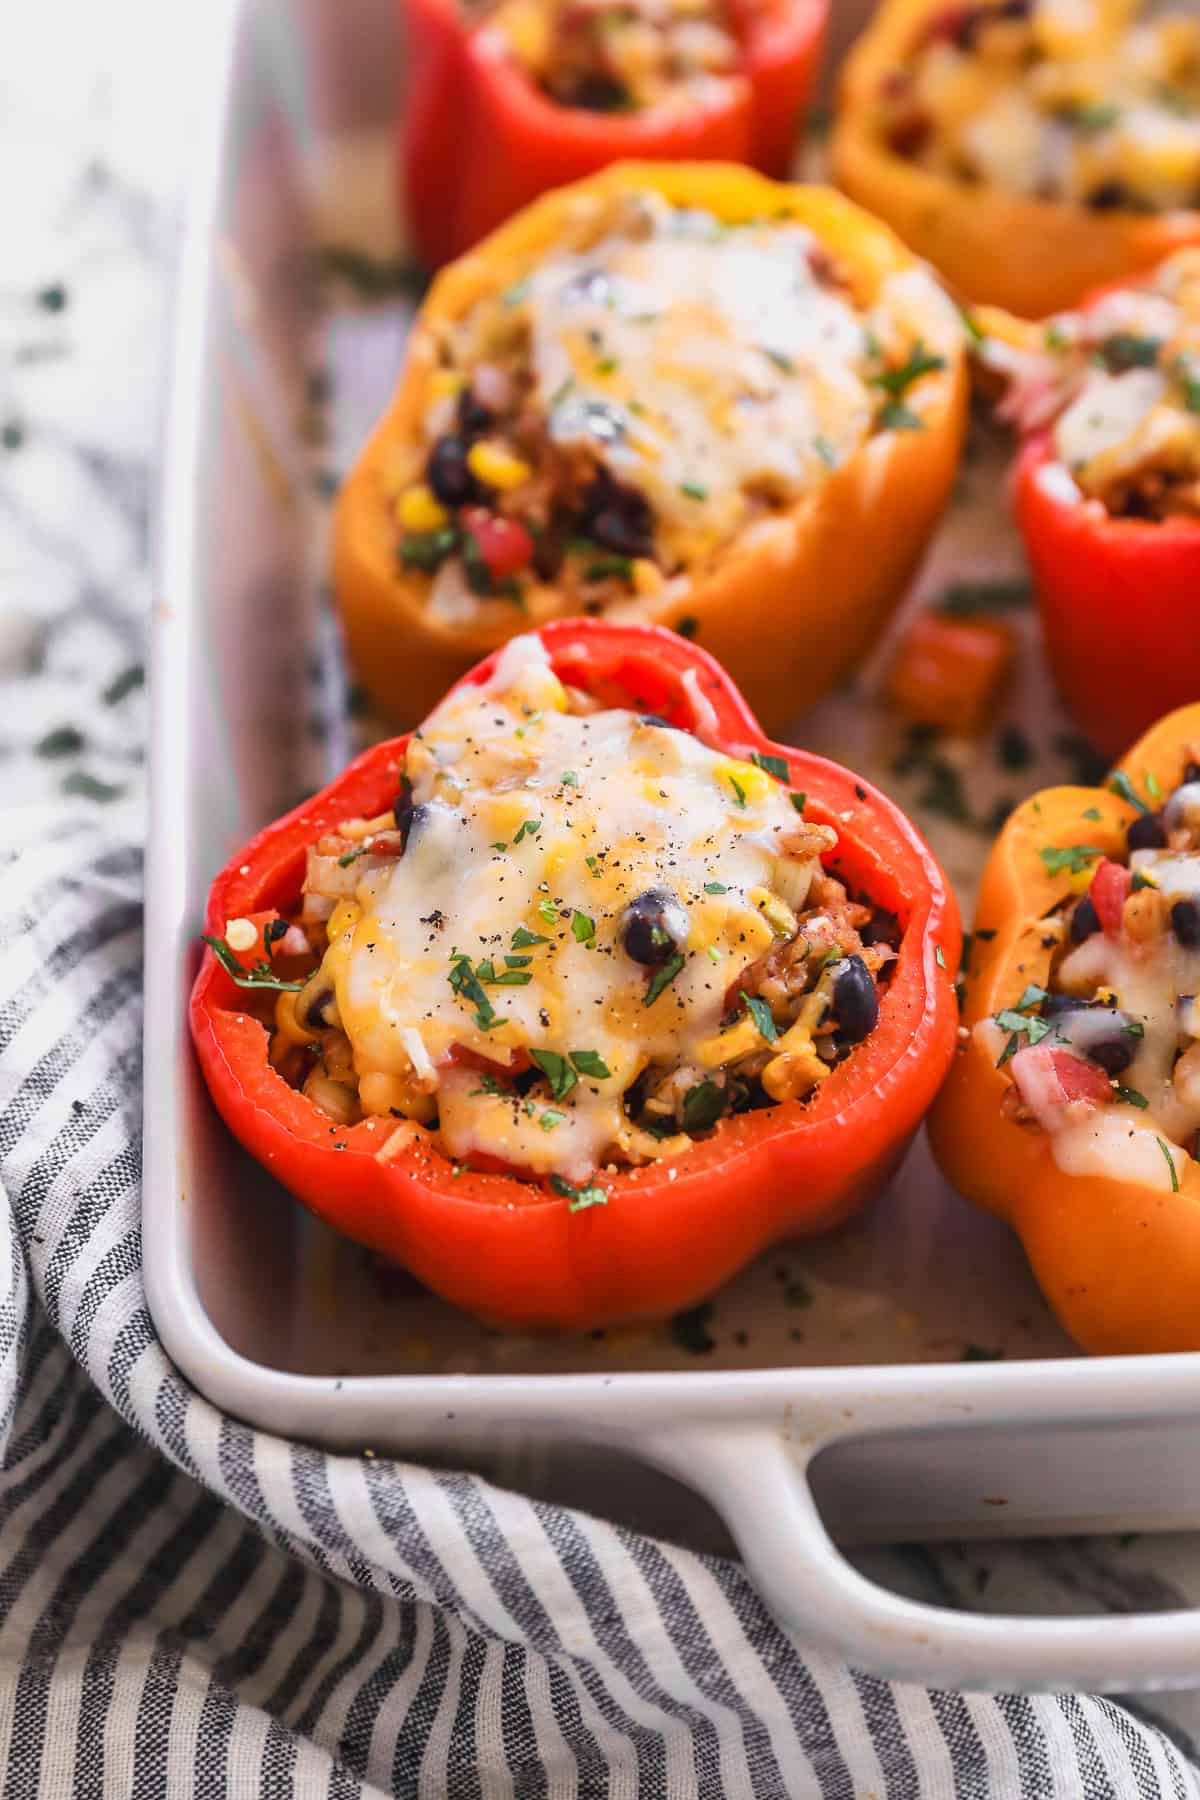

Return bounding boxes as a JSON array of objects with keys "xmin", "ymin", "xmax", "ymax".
[{"xmin": 656, "ymin": 1425, "xmax": 1200, "ymax": 1692}]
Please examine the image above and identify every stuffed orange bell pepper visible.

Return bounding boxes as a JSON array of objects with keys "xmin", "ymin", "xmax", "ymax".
[
  {"xmin": 974, "ymin": 247, "xmax": 1200, "ymax": 760},
  {"xmin": 930, "ymin": 702, "xmax": 1200, "ymax": 1355},
  {"xmin": 334, "ymin": 161, "xmax": 967, "ymax": 733},
  {"xmin": 831, "ymin": 0, "xmax": 1200, "ymax": 317},
  {"xmin": 399, "ymin": 0, "xmax": 828, "ymax": 268},
  {"xmin": 191, "ymin": 619, "xmax": 960, "ymax": 1331}
]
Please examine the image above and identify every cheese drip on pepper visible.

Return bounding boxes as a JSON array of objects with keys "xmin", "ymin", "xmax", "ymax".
[{"xmin": 320, "ymin": 636, "xmax": 832, "ymax": 1182}]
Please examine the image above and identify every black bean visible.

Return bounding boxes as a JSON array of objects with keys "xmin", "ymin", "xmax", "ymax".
[
  {"xmin": 456, "ymin": 389, "xmax": 492, "ymax": 439},
  {"xmin": 426, "ymin": 434, "xmax": 481, "ymax": 507},
  {"xmin": 1185, "ymin": 761, "xmax": 1200, "ymax": 784},
  {"xmin": 1090, "ymin": 1031, "xmax": 1136, "ymax": 1077},
  {"xmin": 1127, "ymin": 810, "xmax": 1167, "ymax": 850},
  {"xmin": 1173, "ymin": 899, "xmax": 1200, "ymax": 947},
  {"xmin": 831, "ymin": 955, "xmax": 879, "ymax": 1045},
  {"xmin": 1087, "ymin": 181, "xmax": 1136, "ymax": 212},
  {"xmin": 295, "ymin": 972, "xmax": 338, "ymax": 1031},
  {"xmin": 621, "ymin": 887, "xmax": 688, "ymax": 966},
  {"xmin": 1070, "ymin": 895, "xmax": 1100, "ymax": 942},
  {"xmin": 581, "ymin": 471, "xmax": 654, "ymax": 559},
  {"xmin": 396, "ymin": 796, "xmax": 429, "ymax": 853}
]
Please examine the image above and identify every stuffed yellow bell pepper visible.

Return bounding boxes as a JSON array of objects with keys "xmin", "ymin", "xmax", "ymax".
[
  {"xmin": 831, "ymin": 0, "xmax": 1200, "ymax": 318},
  {"xmin": 333, "ymin": 161, "xmax": 967, "ymax": 731},
  {"xmin": 930, "ymin": 703, "xmax": 1200, "ymax": 1355}
]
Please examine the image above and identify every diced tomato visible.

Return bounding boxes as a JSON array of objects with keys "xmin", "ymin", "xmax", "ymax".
[
  {"xmin": 1089, "ymin": 859, "xmax": 1132, "ymax": 937},
  {"xmin": 1010, "ymin": 1041, "xmax": 1112, "ymax": 1131},
  {"xmin": 461, "ymin": 509, "xmax": 534, "ymax": 579}
]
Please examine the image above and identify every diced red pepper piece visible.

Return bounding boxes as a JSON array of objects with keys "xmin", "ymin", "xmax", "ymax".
[
  {"xmin": 1089, "ymin": 858, "xmax": 1132, "ymax": 937},
  {"xmin": 461, "ymin": 509, "xmax": 535, "ymax": 579}
]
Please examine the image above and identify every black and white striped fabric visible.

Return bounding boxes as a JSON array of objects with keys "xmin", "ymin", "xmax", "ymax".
[{"xmin": 0, "ymin": 810, "xmax": 1196, "ymax": 1795}]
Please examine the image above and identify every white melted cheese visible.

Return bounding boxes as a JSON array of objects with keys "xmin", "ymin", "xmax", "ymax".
[
  {"xmin": 326, "ymin": 635, "xmax": 825, "ymax": 1182},
  {"xmin": 524, "ymin": 195, "xmax": 951, "ymax": 560}
]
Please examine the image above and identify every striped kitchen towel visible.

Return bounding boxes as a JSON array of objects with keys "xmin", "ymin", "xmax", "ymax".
[{"xmin": 0, "ymin": 809, "xmax": 1196, "ymax": 1796}]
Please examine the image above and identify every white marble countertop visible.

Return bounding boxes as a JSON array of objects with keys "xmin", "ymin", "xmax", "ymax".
[{"xmin": 6, "ymin": 0, "xmax": 1200, "ymax": 1757}]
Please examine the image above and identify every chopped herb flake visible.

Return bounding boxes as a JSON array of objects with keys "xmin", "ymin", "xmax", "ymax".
[
  {"xmin": 751, "ymin": 751, "xmax": 788, "ymax": 781},
  {"xmin": 1108, "ymin": 770, "xmax": 1148, "ymax": 813},
  {"xmin": 531, "ymin": 1049, "xmax": 577, "ymax": 1100},
  {"xmin": 1115, "ymin": 1085, "xmax": 1149, "ymax": 1109},
  {"xmin": 570, "ymin": 1049, "xmax": 611, "ymax": 1079},
  {"xmin": 1158, "ymin": 1136, "xmax": 1180, "ymax": 1192},
  {"xmin": 551, "ymin": 1174, "xmax": 608, "ymax": 1212},
  {"xmin": 513, "ymin": 818, "xmax": 541, "ymax": 843},
  {"xmin": 203, "ymin": 935, "xmax": 304, "ymax": 993},
  {"xmin": 790, "ymin": 791, "xmax": 807, "ymax": 813},
  {"xmin": 644, "ymin": 952, "xmax": 686, "ymax": 1007},
  {"xmin": 682, "ymin": 1080, "xmax": 725, "ymax": 1134},
  {"xmin": 511, "ymin": 926, "xmax": 550, "ymax": 948},
  {"xmin": 742, "ymin": 991, "xmax": 778, "ymax": 1044},
  {"xmin": 1039, "ymin": 844, "xmax": 1105, "ymax": 876},
  {"xmin": 571, "ymin": 911, "xmax": 596, "ymax": 945},
  {"xmin": 728, "ymin": 774, "xmax": 747, "ymax": 808},
  {"xmin": 704, "ymin": 881, "xmax": 728, "ymax": 895},
  {"xmin": 679, "ymin": 480, "xmax": 708, "ymax": 501}
]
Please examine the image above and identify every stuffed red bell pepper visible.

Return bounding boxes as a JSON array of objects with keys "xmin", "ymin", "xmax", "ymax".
[
  {"xmin": 399, "ymin": 0, "xmax": 828, "ymax": 267},
  {"xmin": 190, "ymin": 620, "xmax": 959, "ymax": 1330},
  {"xmin": 976, "ymin": 247, "xmax": 1200, "ymax": 761}
]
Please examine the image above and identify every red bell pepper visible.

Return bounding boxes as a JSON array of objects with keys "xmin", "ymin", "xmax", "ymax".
[
  {"xmin": 1015, "ymin": 432, "xmax": 1200, "ymax": 762},
  {"xmin": 398, "ymin": 0, "xmax": 829, "ymax": 269},
  {"xmin": 190, "ymin": 619, "xmax": 959, "ymax": 1331}
]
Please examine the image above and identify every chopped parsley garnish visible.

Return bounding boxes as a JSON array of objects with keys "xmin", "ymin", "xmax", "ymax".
[
  {"xmin": 537, "ymin": 896, "xmax": 558, "ymax": 926},
  {"xmin": 570, "ymin": 1049, "xmax": 611, "ymax": 1079},
  {"xmin": 1063, "ymin": 100, "xmax": 1119, "ymax": 132},
  {"xmin": 513, "ymin": 818, "xmax": 541, "ymax": 843},
  {"xmin": 203, "ymin": 935, "xmax": 304, "ymax": 993},
  {"xmin": 560, "ymin": 770, "xmax": 579, "ymax": 787},
  {"xmin": 876, "ymin": 401, "xmax": 923, "ymax": 432},
  {"xmin": 1124, "ymin": 1020, "xmax": 1145, "ymax": 1039},
  {"xmin": 935, "ymin": 945, "xmax": 946, "ymax": 969},
  {"xmin": 448, "ymin": 951, "xmax": 499, "ymax": 1029},
  {"xmin": 1157, "ymin": 1136, "xmax": 1180, "ymax": 1193},
  {"xmin": 399, "ymin": 527, "xmax": 457, "ymax": 572},
  {"xmin": 1014, "ymin": 983, "xmax": 1049, "ymax": 1011},
  {"xmin": 474, "ymin": 957, "xmax": 532, "ymax": 987},
  {"xmin": 502, "ymin": 276, "xmax": 530, "ymax": 307},
  {"xmin": 644, "ymin": 952, "xmax": 686, "ymax": 1007},
  {"xmin": 337, "ymin": 845, "xmax": 367, "ymax": 867},
  {"xmin": 1039, "ymin": 843, "xmax": 1105, "ymax": 876},
  {"xmin": 1178, "ymin": 353, "xmax": 1200, "ymax": 416},
  {"xmin": 704, "ymin": 881, "xmax": 728, "ymax": 895},
  {"xmin": 551, "ymin": 1174, "xmax": 608, "ymax": 1213},
  {"xmin": 790, "ymin": 791, "xmax": 807, "ymax": 813},
  {"xmin": 994, "ymin": 990, "xmax": 1051, "ymax": 1065},
  {"xmin": 1131, "ymin": 869, "xmax": 1157, "ymax": 892},
  {"xmin": 531, "ymin": 1049, "xmax": 576, "ymax": 1100},
  {"xmin": 1082, "ymin": 807, "xmax": 1103, "ymax": 822},
  {"xmin": 763, "ymin": 347, "xmax": 795, "ymax": 373},
  {"xmin": 682, "ymin": 1080, "xmax": 725, "ymax": 1134},
  {"xmin": 1108, "ymin": 770, "xmax": 1148, "ymax": 813},
  {"xmin": 1146, "ymin": 772, "xmax": 1163, "ymax": 802},
  {"xmin": 539, "ymin": 1109, "xmax": 565, "ymax": 1131},
  {"xmin": 938, "ymin": 577, "xmax": 1031, "ymax": 617},
  {"xmin": 742, "ymin": 991, "xmax": 777, "ymax": 1044},
  {"xmin": 470, "ymin": 1072, "xmax": 509, "ymax": 1098},
  {"xmin": 813, "ymin": 435, "xmax": 837, "ymax": 468},
  {"xmin": 728, "ymin": 773, "xmax": 747, "ymax": 808},
  {"xmin": 571, "ymin": 910, "xmax": 596, "ymax": 945},
  {"xmin": 751, "ymin": 751, "xmax": 789, "ymax": 781},
  {"xmin": 1115, "ymin": 1085, "xmax": 1149, "ymax": 1109},
  {"xmin": 511, "ymin": 926, "xmax": 550, "ymax": 948},
  {"xmin": 679, "ymin": 479, "xmax": 708, "ymax": 501},
  {"xmin": 870, "ymin": 339, "xmax": 946, "ymax": 431}
]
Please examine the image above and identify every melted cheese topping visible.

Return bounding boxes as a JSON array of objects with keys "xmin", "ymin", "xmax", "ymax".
[
  {"xmin": 323, "ymin": 635, "xmax": 827, "ymax": 1182},
  {"xmin": 888, "ymin": 0, "xmax": 1200, "ymax": 211},
  {"xmin": 487, "ymin": 0, "xmax": 740, "ymax": 115},
  {"xmin": 525, "ymin": 196, "xmax": 947, "ymax": 563}
]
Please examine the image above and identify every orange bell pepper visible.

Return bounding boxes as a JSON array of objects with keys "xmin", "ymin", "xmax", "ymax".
[
  {"xmin": 333, "ymin": 161, "xmax": 968, "ymax": 732},
  {"xmin": 191, "ymin": 619, "xmax": 961, "ymax": 1331},
  {"xmin": 399, "ymin": 0, "xmax": 829, "ymax": 269},
  {"xmin": 929, "ymin": 703, "xmax": 1200, "ymax": 1355},
  {"xmin": 830, "ymin": 0, "xmax": 1200, "ymax": 318},
  {"xmin": 883, "ymin": 609, "xmax": 1015, "ymax": 737}
]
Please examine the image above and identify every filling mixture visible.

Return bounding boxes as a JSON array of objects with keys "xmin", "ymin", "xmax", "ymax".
[
  {"xmin": 483, "ymin": 0, "xmax": 742, "ymax": 113},
  {"xmin": 389, "ymin": 190, "xmax": 953, "ymax": 624},
  {"xmin": 990, "ymin": 247, "xmax": 1200, "ymax": 519},
  {"xmin": 981, "ymin": 755, "xmax": 1200, "ymax": 1193},
  {"xmin": 878, "ymin": 0, "xmax": 1200, "ymax": 212},
  {"xmin": 212, "ymin": 637, "xmax": 896, "ymax": 1198}
]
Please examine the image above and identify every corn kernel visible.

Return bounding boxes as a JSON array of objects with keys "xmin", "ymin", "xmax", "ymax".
[
  {"xmin": 714, "ymin": 758, "xmax": 771, "ymax": 808},
  {"xmin": 467, "ymin": 441, "xmax": 532, "ymax": 491},
  {"xmin": 696, "ymin": 1016, "xmax": 762, "ymax": 1069},
  {"xmin": 761, "ymin": 1046, "xmax": 828, "ymax": 1102},
  {"xmin": 397, "ymin": 484, "xmax": 449, "ymax": 533},
  {"xmin": 633, "ymin": 558, "xmax": 664, "ymax": 597},
  {"xmin": 328, "ymin": 900, "xmax": 361, "ymax": 943}
]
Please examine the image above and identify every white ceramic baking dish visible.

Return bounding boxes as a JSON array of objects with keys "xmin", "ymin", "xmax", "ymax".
[{"xmin": 145, "ymin": 0, "xmax": 1200, "ymax": 1691}]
